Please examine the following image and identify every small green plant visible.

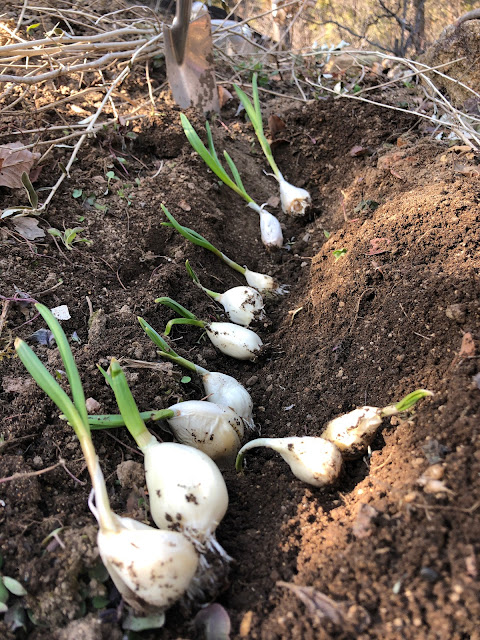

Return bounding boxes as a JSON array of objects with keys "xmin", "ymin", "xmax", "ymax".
[
  {"xmin": 47, "ymin": 226, "xmax": 92, "ymax": 250},
  {"xmin": 0, "ymin": 552, "xmax": 27, "ymax": 614},
  {"xmin": 333, "ymin": 248, "xmax": 347, "ymax": 261},
  {"xmin": 1, "ymin": 172, "xmax": 39, "ymax": 219}
]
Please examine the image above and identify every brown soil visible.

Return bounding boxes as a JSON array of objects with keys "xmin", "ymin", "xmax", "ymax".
[{"xmin": 1, "ymin": 9, "xmax": 480, "ymax": 640}]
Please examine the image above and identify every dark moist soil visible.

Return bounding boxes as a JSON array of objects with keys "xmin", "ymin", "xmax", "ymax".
[{"xmin": 1, "ymin": 42, "xmax": 480, "ymax": 640}]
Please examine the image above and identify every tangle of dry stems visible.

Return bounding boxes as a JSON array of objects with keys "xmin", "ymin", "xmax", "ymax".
[{"xmin": 0, "ymin": 0, "xmax": 478, "ymax": 213}]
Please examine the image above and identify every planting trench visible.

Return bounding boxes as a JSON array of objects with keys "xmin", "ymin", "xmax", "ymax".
[{"xmin": 1, "ymin": 93, "xmax": 480, "ymax": 640}]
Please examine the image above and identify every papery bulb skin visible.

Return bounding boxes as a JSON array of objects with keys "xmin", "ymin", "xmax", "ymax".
[
  {"xmin": 321, "ymin": 406, "xmax": 383, "ymax": 459},
  {"xmin": 218, "ymin": 286, "xmax": 265, "ymax": 326},
  {"xmin": 143, "ymin": 441, "xmax": 229, "ymax": 547},
  {"xmin": 202, "ymin": 371, "xmax": 255, "ymax": 430},
  {"xmin": 259, "ymin": 209, "xmax": 283, "ymax": 248},
  {"xmin": 97, "ymin": 526, "xmax": 198, "ymax": 615},
  {"xmin": 244, "ymin": 268, "xmax": 288, "ymax": 296},
  {"xmin": 238, "ymin": 437, "xmax": 343, "ymax": 487},
  {"xmin": 166, "ymin": 400, "xmax": 245, "ymax": 465},
  {"xmin": 206, "ymin": 322, "xmax": 263, "ymax": 360},
  {"xmin": 279, "ymin": 178, "xmax": 311, "ymax": 216}
]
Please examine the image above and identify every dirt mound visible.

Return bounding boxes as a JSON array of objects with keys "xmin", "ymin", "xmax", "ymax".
[{"xmin": 1, "ymin": 72, "xmax": 480, "ymax": 640}]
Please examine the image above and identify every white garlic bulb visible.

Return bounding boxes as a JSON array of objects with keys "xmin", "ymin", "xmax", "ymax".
[
  {"xmin": 321, "ymin": 407, "xmax": 383, "ymax": 459},
  {"xmin": 142, "ymin": 440, "xmax": 229, "ymax": 549},
  {"xmin": 236, "ymin": 436, "xmax": 343, "ymax": 487},
  {"xmin": 205, "ymin": 322, "xmax": 263, "ymax": 360},
  {"xmin": 166, "ymin": 400, "xmax": 245, "ymax": 465}
]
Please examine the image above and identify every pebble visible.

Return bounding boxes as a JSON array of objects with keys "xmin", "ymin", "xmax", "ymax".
[
  {"xmin": 246, "ymin": 375, "xmax": 259, "ymax": 387},
  {"xmin": 420, "ymin": 567, "xmax": 439, "ymax": 582}
]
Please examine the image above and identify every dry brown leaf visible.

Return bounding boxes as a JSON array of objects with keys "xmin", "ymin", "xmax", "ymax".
[
  {"xmin": 268, "ymin": 114, "xmax": 286, "ymax": 137},
  {"xmin": 218, "ymin": 86, "xmax": 233, "ymax": 108},
  {"xmin": 349, "ymin": 145, "xmax": 369, "ymax": 157},
  {"xmin": 0, "ymin": 142, "xmax": 41, "ymax": 188},
  {"xmin": 12, "ymin": 216, "xmax": 45, "ymax": 240}
]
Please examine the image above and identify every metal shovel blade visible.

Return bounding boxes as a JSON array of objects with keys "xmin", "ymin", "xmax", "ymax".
[{"xmin": 163, "ymin": 11, "xmax": 219, "ymax": 114}]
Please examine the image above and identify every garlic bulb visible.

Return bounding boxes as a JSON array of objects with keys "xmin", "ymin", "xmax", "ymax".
[
  {"xmin": 89, "ymin": 467, "xmax": 198, "ymax": 616},
  {"xmin": 185, "ymin": 261, "xmax": 265, "ymax": 327},
  {"xmin": 236, "ymin": 437, "xmax": 343, "ymax": 487},
  {"xmin": 142, "ymin": 440, "xmax": 229, "ymax": 550},
  {"xmin": 166, "ymin": 400, "xmax": 245, "ymax": 465},
  {"xmin": 278, "ymin": 175, "xmax": 311, "ymax": 216},
  {"xmin": 247, "ymin": 202, "xmax": 283, "ymax": 249},
  {"xmin": 217, "ymin": 286, "xmax": 265, "ymax": 326},
  {"xmin": 205, "ymin": 322, "xmax": 263, "ymax": 360},
  {"xmin": 97, "ymin": 525, "xmax": 199, "ymax": 615},
  {"xmin": 199, "ymin": 369, "xmax": 255, "ymax": 429},
  {"xmin": 244, "ymin": 268, "xmax": 288, "ymax": 296},
  {"xmin": 320, "ymin": 407, "xmax": 383, "ymax": 459}
]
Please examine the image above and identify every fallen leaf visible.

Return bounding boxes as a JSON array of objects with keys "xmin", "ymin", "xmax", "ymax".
[
  {"xmin": 0, "ymin": 143, "xmax": 40, "ymax": 188},
  {"xmin": 453, "ymin": 163, "xmax": 480, "ymax": 177},
  {"xmin": 12, "ymin": 216, "xmax": 45, "ymax": 240},
  {"xmin": 28, "ymin": 328, "xmax": 55, "ymax": 346},
  {"xmin": 268, "ymin": 114, "xmax": 286, "ymax": 136},
  {"xmin": 218, "ymin": 86, "xmax": 233, "ymax": 108},
  {"xmin": 277, "ymin": 582, "xmax": 344, "ymax": 626}
]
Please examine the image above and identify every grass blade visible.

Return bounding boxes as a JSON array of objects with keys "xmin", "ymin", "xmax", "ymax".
[
  {"xmin": 35, "ymin": 303, "xmax": 89, "ymax": 429},
  {"xmin": 15, "ymin": 338, "xmax": 82, "ymax": 432}
]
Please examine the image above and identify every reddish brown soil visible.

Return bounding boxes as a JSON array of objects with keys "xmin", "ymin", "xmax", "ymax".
[{"xmin": 1, "ymin": 11, "xmax": 480, "ymax": 640}]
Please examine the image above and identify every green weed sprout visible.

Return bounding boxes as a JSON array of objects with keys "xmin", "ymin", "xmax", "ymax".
[
  {"xmin": 233, "ymin": 73, "xmax": 311, "ymax": 217},
  {"xmin": 161, "ymin": 204, "xmax": 287, "ymax": 295},
  {"xmin": 180, "ymin": 114, "xmax": 283, "ymax": 248}
]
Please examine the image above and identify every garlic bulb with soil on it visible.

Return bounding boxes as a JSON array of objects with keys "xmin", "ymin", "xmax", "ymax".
[
  {"xmin": 236, "ymin": 436, "xmax": 343, "ymax": 488},
  {"xmin": 139, "ymin": 316, "xmax": 256, "ymax": 429},
  {"xmin": 99, "ymin": 359, "xmax": 232, "ymax": 600},
  {"xmin": 156, "ymin": 297, "xmax": 263, "ymax": 361},
  {"xmin": 180, "ymin": 116, "xmax": 284, "ymax": 250},
  {"xmin": 320, "ymin": 389, "xmax": 434, "ymax": 459},
  {"xmin": 185, "ymin": 260, "xmax": 265, "ymax": 327},
  {"xmin": 14, "ymin": 306, "xmax": 199, "ymax": 619},
  {"xmin": 233, "ymin": 73, "xmax": 311, "ymax": 217},
  {"xmin": 165, "ymin": 400, "xmax": 245, "ymax": 466}
]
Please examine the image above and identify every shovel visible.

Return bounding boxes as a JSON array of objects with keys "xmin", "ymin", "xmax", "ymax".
[{"xmin": 163, "ymin": 0, "xmax": 220, "ymax": 114}]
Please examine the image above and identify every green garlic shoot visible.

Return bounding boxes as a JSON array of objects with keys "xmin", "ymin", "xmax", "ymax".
[
  {"xmin": 161, "ymin": 205, "xmax": 287, "ymax": 295},
  {"xmin": 138, "ymin": 317, "xmax": 255, "ymax": 428},
  {"xmin": 155, "ymin": 296, "xmax": 263, "ymax": 361},
  {"xmin": 233, "ymin": 73, "xmax": 311, "ymax": 217},
  {"xmin": 101, "ymin": 359, "xmax": 230, "ymax": 561},
  {"xmin": 180, "ymin": 114, "xmax": 283, "ymax": 248},
  {"xmin": 14, "ymin": 305, "xmax": 198, "ymax": 617},
  {"xmin": 320, "ymin": 389, "xmax": 433, "ymax": 459}
]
